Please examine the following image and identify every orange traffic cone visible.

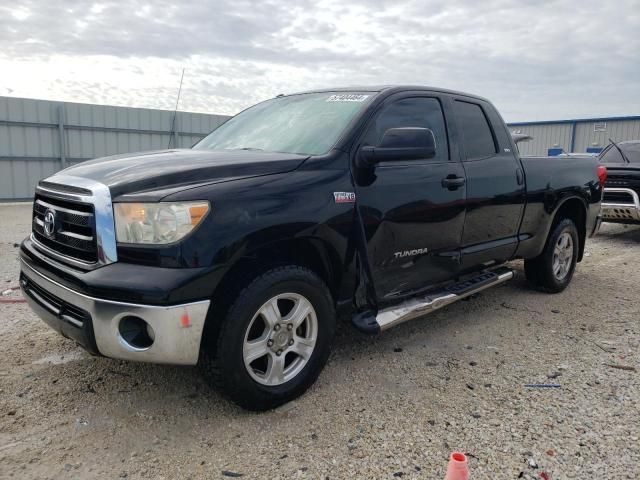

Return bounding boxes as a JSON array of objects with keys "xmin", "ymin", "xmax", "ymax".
[{"xmin": 445, "ymin": 452, "xmax": 469, "ymax": 480}]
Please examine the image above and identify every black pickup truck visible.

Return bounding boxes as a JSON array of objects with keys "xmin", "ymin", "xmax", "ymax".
[{"xmin": 20, "ymin": 86, "xmax": 604, "ymax": 410}]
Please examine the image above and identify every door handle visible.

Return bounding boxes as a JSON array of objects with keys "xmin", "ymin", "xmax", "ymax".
[{"xmin": 441, "ymin": 175, "xmax": 466, "ymax": 190}]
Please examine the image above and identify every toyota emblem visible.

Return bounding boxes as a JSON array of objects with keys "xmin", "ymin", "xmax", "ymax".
[{"xmin": 43, "ymin": 209, "xmax": 57, "ymax": 237}]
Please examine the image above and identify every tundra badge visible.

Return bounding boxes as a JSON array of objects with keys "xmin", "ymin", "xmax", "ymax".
[
  {"xmin": 333, "ymin": 192, "xmax": 356, "ymax": 203},
  {"xmin": 394, "ymin": 248, "xmax": 428, "ymax": 259}
]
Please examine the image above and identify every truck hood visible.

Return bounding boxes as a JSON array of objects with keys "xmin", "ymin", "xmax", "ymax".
[
  {"xmin": 59, "ymin": 149, "xmax": 309, "ymax": 199},
  {"xmin": 601, "ymin": 162, "xmax": 640, "ymax": 172}
]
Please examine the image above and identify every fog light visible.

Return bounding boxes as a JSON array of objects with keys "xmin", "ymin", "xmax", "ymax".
[{"xmin": 118, "ymin": 316, "xmax": 154, "ymax": 349}]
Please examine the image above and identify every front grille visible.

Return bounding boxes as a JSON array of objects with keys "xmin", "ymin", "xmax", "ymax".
[
  {"xmin": 606, "ymin": 175, "xmax": 640, "ymax": 193},
  {"xmin": 32, "ymin": 193, "xmax": 98, "ymax": 263},
  {"xmin": 38, "ymin": 181, "xmax": 92, "ymax": 196},
  {"xmin": 606, "ymin": 179, "xmax": 631, "ymax": 188},
  {"xmin": 603, "ymin": 190, "xmax": 635, "ymax": 204},
  {"xmin": 20, "ymin": 273, "xmax": 90, "ymax": 328}
]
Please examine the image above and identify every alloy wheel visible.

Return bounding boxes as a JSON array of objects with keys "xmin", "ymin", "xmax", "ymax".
[
  {"xmin": 552, "ymin": 231, "xmax": 574, "ymax": 280},
  {"xmin": 242, "ymin": 293, "xmax": 318, "ymax": 386}
]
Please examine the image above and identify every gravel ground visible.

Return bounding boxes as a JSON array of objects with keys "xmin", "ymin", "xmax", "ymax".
[{"xmin": 0, "ymin": 203, "xmax": 638, "ymax": 479}]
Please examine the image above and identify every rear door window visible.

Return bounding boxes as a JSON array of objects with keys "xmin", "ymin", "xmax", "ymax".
[{"xmin": 453, "ymin": 101, "xmax": 498, "ymax": 160}]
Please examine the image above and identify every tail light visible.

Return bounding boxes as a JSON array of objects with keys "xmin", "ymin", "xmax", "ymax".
[{"xmin": 596, "ymin": 165, "xmax": 607, "ymax": 186}]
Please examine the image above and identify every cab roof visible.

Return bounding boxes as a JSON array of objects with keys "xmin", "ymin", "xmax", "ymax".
[{"xmin": 287, "ymin": 85, "xmax": 490, "ymax": 103}]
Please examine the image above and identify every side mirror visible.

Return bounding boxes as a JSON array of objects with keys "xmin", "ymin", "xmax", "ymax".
[
  {"xmin": 511, "ymin": 133, "xmax": 533, "ymax": 144},
  {"xmin": 358, "ymin": 127, "xmax": 436, "ymax": 167}
]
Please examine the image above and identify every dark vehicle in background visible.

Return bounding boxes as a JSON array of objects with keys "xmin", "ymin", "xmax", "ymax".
[
  {"xmin": 20, "ymin": 86, "xmax": 604, "ymax": 410},
  {"xmin": 600, "ymin": 140, "xmax": 640, "ymax": 224}
]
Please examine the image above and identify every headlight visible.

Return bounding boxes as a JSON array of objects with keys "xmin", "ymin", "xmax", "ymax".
[{"xmin": 114, "ymin": 201, "xmax": 210, "ymax": 244}]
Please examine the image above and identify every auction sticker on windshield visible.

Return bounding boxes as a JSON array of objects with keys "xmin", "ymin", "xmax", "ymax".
[{"xmin": 326, "ymin": 94, "xmax": 370, "ymax": 102}]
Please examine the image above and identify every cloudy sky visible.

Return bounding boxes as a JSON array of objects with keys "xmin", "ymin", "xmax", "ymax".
[{"xmin": 1, "ymin": 0, "xmax": 639, "ymax": 122}]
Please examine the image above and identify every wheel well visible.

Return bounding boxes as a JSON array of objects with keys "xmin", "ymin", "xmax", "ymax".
[
  {"xmin": 199, "ymin": 238, "xmax": 342, "ymax": 359},
  {"xmin": 220, "ymin": 238, "xmax": 342, "ymax": 298},
  {"xmin": 552, "ymin": 198, "xmax": 587, "ymax": 261}
]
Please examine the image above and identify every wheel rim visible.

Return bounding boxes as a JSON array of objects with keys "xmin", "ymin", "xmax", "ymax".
[
  {"xmin": 552, "ymin": 231, "xmax": 574, "ymax": 280},
  {"xmin": 242, "ymin": 293, "xmax": 318, "ymax": 386}
]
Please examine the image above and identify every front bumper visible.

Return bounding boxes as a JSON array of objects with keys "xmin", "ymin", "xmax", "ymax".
[
  {"xmin": 20, "ymin": 259, "xmax": 210, "ymax": 365},
  {"xmin": 601, "ymin": 188, "xmax": 640, "ymax": 223}
]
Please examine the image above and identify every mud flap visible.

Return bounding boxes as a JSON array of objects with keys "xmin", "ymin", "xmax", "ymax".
[{"xmin": 349, "ymin": 198, "xmax": 380, "ymax": 334}]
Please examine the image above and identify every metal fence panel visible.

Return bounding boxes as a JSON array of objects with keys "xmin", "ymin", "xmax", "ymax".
[{"xmin": 0, "ymin": 96, "xmax": 229, "ymax": 200}]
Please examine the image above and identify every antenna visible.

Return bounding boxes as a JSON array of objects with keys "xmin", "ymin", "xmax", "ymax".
[{"xmin": 168, "ymin": 68, "xmax": 185, "ymax": 149}]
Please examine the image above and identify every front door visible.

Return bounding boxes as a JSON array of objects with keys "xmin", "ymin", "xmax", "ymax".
[{"xmin": 352, "ymin": 95, "xmax": 467, "ymax": 301}]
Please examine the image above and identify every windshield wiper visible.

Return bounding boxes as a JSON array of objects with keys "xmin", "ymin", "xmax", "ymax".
[
  {"xmin": 609, "ymin": 138, "xmax": 630, "ymax": 163},
  {"xmin": 234, "ymin": 147, "xmax": 264, "ymax": 151}
]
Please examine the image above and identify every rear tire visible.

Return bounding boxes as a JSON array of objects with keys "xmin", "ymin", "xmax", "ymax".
[
  {"xmin": 199, "ymin": 266, "xmax": 335, "ymax": 411},
  {"xmin": 524, "ymin": 218, "xmax": 579, "ymax": 293}
]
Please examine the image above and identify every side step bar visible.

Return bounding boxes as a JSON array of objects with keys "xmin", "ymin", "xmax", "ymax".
[{"xmin": 352, "ymin": 267, "xmax": 515, "ymax": 334}]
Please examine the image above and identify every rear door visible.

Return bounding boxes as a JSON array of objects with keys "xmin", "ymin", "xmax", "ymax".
[
  {"xmin": 352, "ymin": 94, "xmax": 467, "ymax": 300},
  {"xmin": 451, "ymin": 98, "xmax": 526, "ymax": 270}
]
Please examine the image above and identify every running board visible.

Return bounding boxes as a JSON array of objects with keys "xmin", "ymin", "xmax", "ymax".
[{"xmin": 354, "ymin": 267, "xmax": 515, "ymax": 334}]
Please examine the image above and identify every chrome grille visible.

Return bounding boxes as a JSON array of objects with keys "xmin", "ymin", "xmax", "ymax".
[
  {"xmin": 32, "ymin": 193, "xmax": 98, "ymax": 263},
  {"xmin": 31, "ymin": 175, "xmax": 118, "ymax": 268}
]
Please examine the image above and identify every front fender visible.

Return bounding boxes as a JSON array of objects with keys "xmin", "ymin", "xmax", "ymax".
[{"xmin": 164, "ymin": 168, "xmax": 357, "ymax": 298}]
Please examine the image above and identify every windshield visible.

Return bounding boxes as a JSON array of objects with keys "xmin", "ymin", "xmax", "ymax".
[
  {"xmin": 601, "ymin": 142, "xmax": 640, "ymax": 164},
  {"xmin": 193, "ymin": 92, "xmax": 373, "ymax": 156}
]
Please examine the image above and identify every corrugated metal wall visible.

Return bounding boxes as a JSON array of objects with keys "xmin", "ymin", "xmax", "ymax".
[
  {"xmin": 509, "ymin": 123, "xmax": 574, "ymax": 156},
  {"xmin": 508, "ymin": 117, "xmax": 640, "ymax": 156},
  {"xmin": 573, "ymin": 119, "xmax": 640, "ymax": 152},
  {"xmin": 0, "ymin": 96, "xmax": 229, "ymax": 200}
]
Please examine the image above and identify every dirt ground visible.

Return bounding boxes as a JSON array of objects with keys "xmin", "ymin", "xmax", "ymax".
[{"xmin": 0, "ymin": 203, "xmax": 638, "ymax": 479}]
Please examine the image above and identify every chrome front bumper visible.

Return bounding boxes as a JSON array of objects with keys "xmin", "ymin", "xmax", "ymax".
[
  {"xmin": 601, "ymin": 188, "xmax": 640, "ymax": 222},
  {"xmin": 20, "ymin": 260, "xmax": 210, "ymax": 365}
]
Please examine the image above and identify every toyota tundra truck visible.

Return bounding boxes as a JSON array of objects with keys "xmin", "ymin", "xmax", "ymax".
[{"xmin": 20, "ymin": 86, "xmax": 605, "ymax": 410}]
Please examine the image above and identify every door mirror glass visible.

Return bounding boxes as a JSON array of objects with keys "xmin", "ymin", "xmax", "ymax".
[{"xmin": 358, "ymin": 127, "xmax": 436, "ymax": 167}]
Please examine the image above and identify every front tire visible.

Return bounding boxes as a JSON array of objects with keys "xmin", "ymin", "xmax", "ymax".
[
  {"xmin": 199, "ymin": 266, "xmax": 335, "ymax": 411},
  {"xmin": 524, "ymin": 218, "xmax": 579, "ymax": 293}
]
